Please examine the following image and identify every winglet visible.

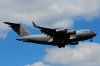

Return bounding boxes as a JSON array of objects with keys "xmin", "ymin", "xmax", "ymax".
[{"xmin": 32, "ymin": 21, "xmax": 37, "ymax": 27}]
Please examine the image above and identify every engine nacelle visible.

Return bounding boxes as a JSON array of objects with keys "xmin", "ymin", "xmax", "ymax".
[{"xmin": 67, "ymin": 30, "xmax": 76, "ymax": 34}]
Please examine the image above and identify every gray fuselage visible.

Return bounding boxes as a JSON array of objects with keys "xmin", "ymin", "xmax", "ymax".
[{"xmin": 17, "ymin": 29, "xmax": 96, "ymax": 45}]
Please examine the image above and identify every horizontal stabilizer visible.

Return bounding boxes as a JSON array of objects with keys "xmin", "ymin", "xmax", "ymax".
[{"xmin": 4, "ymin": 22, "xmax": 18, "ymax": 25}]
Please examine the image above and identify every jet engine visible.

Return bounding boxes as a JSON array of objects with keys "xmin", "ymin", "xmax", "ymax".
[{"xmin": 55, "ymin": 29, "xmax": 76, "ymax": 35}]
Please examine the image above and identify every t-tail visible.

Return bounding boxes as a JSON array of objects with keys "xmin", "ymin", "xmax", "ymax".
[{"xmin": 4, "ymin": 22, "xmax": 32, "ymax": 37}]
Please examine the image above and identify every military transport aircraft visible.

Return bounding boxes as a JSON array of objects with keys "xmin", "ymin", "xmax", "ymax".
[{"xmin": 4, "ymin": 22, "xmax": 96, "ymax": 48}]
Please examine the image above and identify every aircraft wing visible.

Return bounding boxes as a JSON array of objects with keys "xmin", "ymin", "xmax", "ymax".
[{"xmin": 32, "ymin": 22, "xmax": 56, "ymax": 36}]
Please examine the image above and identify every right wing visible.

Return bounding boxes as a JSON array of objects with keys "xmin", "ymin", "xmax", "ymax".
[{"xmin": 32, "ymin": 21, "xmax": 56, "ymax": 36}]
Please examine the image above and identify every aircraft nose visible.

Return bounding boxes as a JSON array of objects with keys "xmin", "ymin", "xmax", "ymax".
[{"xmin": 92, "ymin": 32, "xmax": 96, "ymax": 37}]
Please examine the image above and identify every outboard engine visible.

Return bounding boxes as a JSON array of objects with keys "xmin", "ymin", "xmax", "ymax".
[{"xmin": 55, "ymin": 28, "xmax": 67, "ymax": 35}]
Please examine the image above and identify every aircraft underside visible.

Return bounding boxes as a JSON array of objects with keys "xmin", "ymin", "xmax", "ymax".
[{"xmin": 20, "ymin": 35, "xmax": 93, "ymax": 48}]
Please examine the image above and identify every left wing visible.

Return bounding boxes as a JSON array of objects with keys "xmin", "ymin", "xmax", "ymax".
[{"xmin": 32, "ymin": 21, "xmax": 56, "ymax": 36}]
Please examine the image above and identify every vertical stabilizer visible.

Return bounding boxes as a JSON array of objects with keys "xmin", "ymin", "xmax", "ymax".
[{"xmin": 4, "ymin": 22, "xmax": 32, "ymax": 37}]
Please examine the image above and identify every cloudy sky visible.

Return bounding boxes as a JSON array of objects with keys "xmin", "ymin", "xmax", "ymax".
[{"xmin": 0, "ymin": 0, "xmax": 100, "ymax": 66}]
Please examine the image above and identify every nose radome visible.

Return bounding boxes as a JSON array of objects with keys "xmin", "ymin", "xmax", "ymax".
[{"xmin": 92, "ymin": 32, "xmax": 96, "ymax": 37}]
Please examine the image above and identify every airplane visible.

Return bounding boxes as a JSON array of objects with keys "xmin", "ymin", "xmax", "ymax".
[{"xmin": 4, "ymin": 22, "xmax": 96, "ymax": 48}]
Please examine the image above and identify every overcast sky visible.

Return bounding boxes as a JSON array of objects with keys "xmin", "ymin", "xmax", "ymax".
[{"xmin": 0, "ymin": 0, "xmax": 100, "ymax": 66}]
